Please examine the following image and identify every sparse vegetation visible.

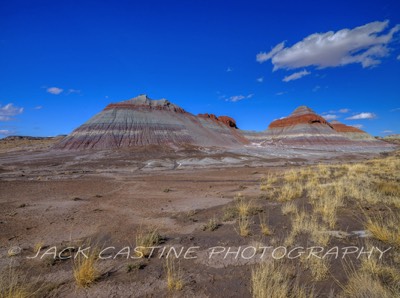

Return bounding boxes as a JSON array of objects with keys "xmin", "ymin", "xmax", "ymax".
[
  {"xmin": 73, "ymin": 249, "xmax": 99, "ymax": 287},
  {"xmin": 364, "ymin": 210, "xmax": 400, "ymax": 247},
  {"xmin": 281, "ymin": 201, "xmax": 297, "ymax": 215},
  {"xmin": 165, "ymin": 257, "xmax": 183, "ymax": 291},
  {"xmin": 259, "ymin": 213, "xmax": 272, "ymax": 236},
  {"xmin": 135, "ymin": 227, "xmax": 162, "ymax": 258},
  {"xmin": 202, "ymin": 216, "xmax": 219, "ymax": 231},
  {"xmin": 237, "ymin": 214, "xmax": 251, "ymax": 237},
  {"xmin": 251, "ymin": 260, "xmax": 314, "ymax": 298},
  {"xmin": 235, "ymin": 194, "xmax": 253, "ymax": 217},
  {"xmin": 0, "ymin": 264, "xmax": 29, "ymax": 298}
]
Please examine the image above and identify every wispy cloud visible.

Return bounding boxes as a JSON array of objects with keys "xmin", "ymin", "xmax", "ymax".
[
  {"xmin": 397, "ymin": 54, "xmax": 400, "ymax": 60},
  {"xmin": 0, "ymin": 129, "xmax": 14, "ymax": 136},
  {"xmin": 34, "ymin": 106, "xmax": 43, "ymax": 110},
  {"xmin": 257, "ymin": 20, "xmax": 400, "ymax": 70},
  {"xmin": 312, "ymin": 85, "xmax": 321, "ymax": 92},
  {"xmin": 256, "ymin": 42, "xmax": 285, "ymax": 63},
  {"xmin": 339, "ymin": 108, "xmax": 350, "ymax": 113},
  {"xmin": 382, "ymin": 130, "xmax": 393, "ymax": 134},
  {"xmin": 275, "ymin": 91, "xmax": 287, "ymax": 96},
  {"xmin": 226, "ymin": 67, "xmax": 233, "ymax": 72},
  {"xmin": 323, "ymin": 114, "xmax": 338, "ymax": 120},
  {"xmin": 0, "ymin": 103, "xmax": 24, "ymax": 121},
  {"xmin": 346, "ymin": 112, "xmax": 376, "ymax": 120},
  {"xmin": 351, "ymin": 124, "xmax": 364, "ymax": 129},
  {"xmin": 256, "ymin": 77, "xmax": 264, "ymax": 83},
  {"xmin": 282, "ymin": 70, "xmax": 310, "ymax": 82},
  {"xmin": 67, "ymin": 89, "xmax": 81, "ymax": 94},
  {"xmin": 47, "ymin": 87, "xmax": 63, "ymax": 95},
  {"xmin": 390, "ymin": 107, "xmax": 400, "ymax": 112},
  {"xmin": 226, "ymin": 94, "xmax": 254, "ymax": 102}
]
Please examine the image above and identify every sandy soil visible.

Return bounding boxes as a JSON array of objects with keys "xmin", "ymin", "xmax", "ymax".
[{"xmin": 0, "ymin": 140, "xmax": 398, "ymax": 297}]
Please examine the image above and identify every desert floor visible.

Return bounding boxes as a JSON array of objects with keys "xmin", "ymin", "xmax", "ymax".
[{"xmin": 0, "ymin": 140, "xmax": 399, "ymax": 297}]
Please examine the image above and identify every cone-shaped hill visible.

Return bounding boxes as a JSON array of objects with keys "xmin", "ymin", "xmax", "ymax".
[
  {"xmin": 54, "ymin": 95, "xmax": 248, "ymax": 150},
  {"xmin": 242, "ymin": 106, "xmax": 389, "ymax": 147},
  {"xmin": 262, "ymin": 106, "xmax": 350, "ymax": 145}
]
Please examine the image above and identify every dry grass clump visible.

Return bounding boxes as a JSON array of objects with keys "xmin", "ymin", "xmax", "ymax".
[
  {"xmin": 364, "ymin": 210, "xmax": 400, "ymax": 247},
  {"xmin": 237, "ymin": 215, "xmax": 251, "ymax": 237},
  {"xmin": 340, "ymin": 256, "xmax": 400, "ymax": 298},
  {"xmin": 0, "ymin": 265, "xmax": 30, "ymax": 298},
  {"xmin": 260, "ymin": 174, "xmax": 278, "ymax": 191},
  {"xmin": 222, "ymin": 205, "xmax": 238, "ymax": 221},
  {"xmin": 281, "ymin": 201, "xmax": 297, "ymax": 215},
  {"xmin": 307, "ymin": 183, "xmax": 344, "ymax": 228},
  {"xmin": 251, "ymin": 260, "xmax": 314, "ymax": 298},
  {"xmin": 285, "ymin": 209, "xmax": 329, "ymax": 247},
  {"xmin": 73, "ymin": 250, "xmax": 99, "ymax": 288},
  {"xmin": 277, "ymin": 183, "xmax": 303, "ymax": 202},
  {"xmin": 259, "ymin": 213, "xmax": 272, "ymax": 236},
  {"xmin": 376, "ymin": 181, "xmax": 400, "ymax": 197},
  {"xmin": 165, "ymin": 257, "xmax": 183, "ymax": 291},
  {"xmin": 301, "ymin": 256, "xmax": 330, "ymax": 281},
  {"xmin": 234, "ymin": 194, "xmax": 253, "ymax": 217},
  {"xmin": 135, "ymin": 227, "xmax": 162, "ymax": 258},
  {"xmin": 202, "ymin": 216, "xmax": 219, "ymax": 231}
]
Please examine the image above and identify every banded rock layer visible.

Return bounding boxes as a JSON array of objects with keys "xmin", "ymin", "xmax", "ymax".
[
  {"xmin": 244, "ymin": 106, "xmax": 350, "ymax": 146},
  {"xmin": 330, "ymin": 120, "xmax": 375, "ymax": 140},
  {"xmin": 242, "ymin": 106, "xmax": 388, "ymax": 147},
  {"xmin": 54, "ymin": 95, "xmax": 247, "ymax": 150}
]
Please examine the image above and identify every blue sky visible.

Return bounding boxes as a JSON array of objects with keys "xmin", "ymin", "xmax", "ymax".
[{"xmin": 1, "ymin": 0, "xmax": 399, "ymax": 137}]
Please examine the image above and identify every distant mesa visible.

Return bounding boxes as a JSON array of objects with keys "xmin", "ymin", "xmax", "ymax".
[
  {"xmin": 197, "ymin": 114, "xmax": 238, "ymax": 129},
  {"xmin": 53, "ymin": 96, "xmax": 394, "ymax": 151},
  {"xmin": 245, "ymin": 105, "xmax": 348, "ymax": 146},
  {"xmin": 242, "ymin": 105, "xmax": 387, "ymax": 147},
  {"xmin": 330, "ymin": 120, "xmax": 375, "ymax": 140},
  {"xmin": 53, "ymin": 95, "xmax": 246, "ymax": 150}
]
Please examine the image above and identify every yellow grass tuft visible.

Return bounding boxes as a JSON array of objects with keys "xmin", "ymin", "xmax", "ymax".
[
  {"xmin": 277, "ymin": 183, "xmax": 303, "ymax": 202},
  {"xmin": 251, "ymin": 260, "xmax": 314, "ymax": 298},
  {"xmin": 135, "ymin": 227, "xmax": 161, "ymax": 258},
  {"xmin": 234, "ymin": 194, "xmax": 253, "ymax": 217},
  {"xmin": 260, "ymin": 174, "xmax": 278, "ymax": 191},
  {"xmin": 73, "ymin": 251, "xmax": 99, "ymax": 288},
  {"xmin": 0, "ymin": 266, "xmax": 29, "ymax": 298},
  {"xmin": 258, "ymin": 213, "xmax": 272, "ymax": 236},
  {"xmin": 364, "ymin": 211, "xmax": 400, "ymax": 247},
  {"xmin": 165, "ymin": 257, "xmax": 183, "ymax": 291},
  {"xmin": 281, "ymin": 201, "xmax": 297, "ymax": 215},
  {"xmin": 237, "ymin": 215, "xmax": 251, "ymax": 237}
]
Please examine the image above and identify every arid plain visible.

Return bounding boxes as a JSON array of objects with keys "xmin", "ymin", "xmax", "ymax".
[{"xmin": 1, "ymin": 134, "xmax": 399, "ymax": 297}]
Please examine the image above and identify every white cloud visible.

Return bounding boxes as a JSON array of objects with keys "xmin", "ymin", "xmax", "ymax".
[
  {"xmin": 275, "ymin": 91, "xmax": 287, "ymax": 96},
  {"xmin": 312, "ymin": 85, "xmax": 321, "ymax": 92},
  {"xmin": 34, "ymin": 106, "xmax": 43, "ymax": 110},
  {"xmin": 397, "ymin": 54, "xmax": 400, "ymax": 60},
  {"xmin": 390, "ymin": 107, "xmax": 400, "ymax": 112},
  {"xmin": 346, "ymin": 112, "xmax": 376, "ymax": 120},
  {"xmin": 283, "ymin": 70, "xmax": 311, "ymax": 82},
  {"xmin": 257, "ymin": 20, "xmax": 400, "ymax": 70},
  {"xmin": 256, "ymin": 42, "xmax": 285, "ymax": 63},
  {"xmin": 47, "ymin": 87, "xmax": 63, "ymax": 95},
  {"xmin": 382, "ymin": 130, "xmax": 393, "ymax": 134},
  {"xmin": 226, "ymin": 94, "xmax": 254, "ymax": 102},
  {"xmin": 67, "ymin": 89, "xmax": 80, "ymax": 94},
  {"xmin": 339, "ymin": 108, "xmax": 350, "ymax": 113},
  {"xmin": 256, "ymin": 77, "xmax": 264, "ymax": 83},
  {"xmin": 351, "ymin": 124, "xmax": 364, "ymax": 129},
  {"xmin": 0, "ymin": 129, "xmax": 14, "ymax": 136},
  {"xmin": 0, "ymin": 103, "xmax": 24, "ymax": 121},
  {"xmin": 226, "ymin": 67, "xmax": 233, "ymax": 72},
  {"xmin": 323, "ymin": 114, "xmax": 338, "ymax": 120}
]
